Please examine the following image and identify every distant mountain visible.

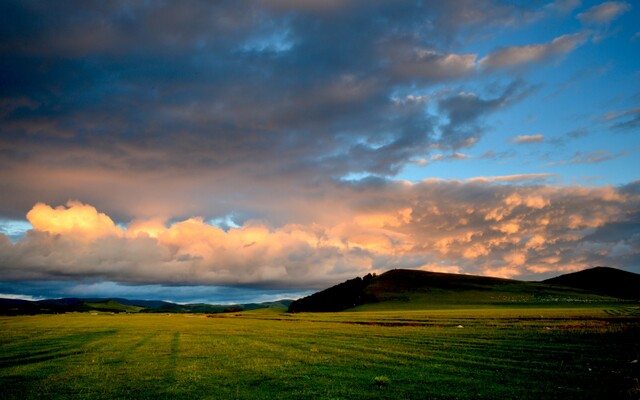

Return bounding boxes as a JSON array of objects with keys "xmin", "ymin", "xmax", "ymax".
[
  {"xmin": 544, "ymin": 266, "xmax": 640, "ymax": 300},
  {"xmin": 288, "ymin": 268, "xmax": 633, "ymax": 312},
  {"xmin": 0, "ymin": 297, "xmax": 293, "ymax": 316}
]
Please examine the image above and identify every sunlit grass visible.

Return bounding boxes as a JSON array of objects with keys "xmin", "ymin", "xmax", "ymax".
[{"xmin": 1, "ymin": 305, "xmax": 639, "ymax": 399}]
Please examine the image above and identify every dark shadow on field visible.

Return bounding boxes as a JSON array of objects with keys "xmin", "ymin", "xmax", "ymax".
[
  {"xmin": 166, "ymin": 331, "xmax": 180, "ymax": 384},
  {"xmin": 0, "ymin": 329, "xmax": 118, "ymax": 368},
  {"xmin": 0, "ymin": 376, "xmax": 43, "ymax": 400}
]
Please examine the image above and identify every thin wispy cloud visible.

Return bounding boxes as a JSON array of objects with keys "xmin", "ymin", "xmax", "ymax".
[
  {"xmin": 577, "ymin": 1, "xmax": 631, "ymax": 25},
  {"xmin": 479, "ymin": 33, "xmax": 587, "ymax": 69},
  {"xmin": 511, "ymin": 134, "xmax": 545, "ymax": 144},
  {"xmin": 604, "ymin": 107, "xmax": 640, "ymax": 130},
  {"xmin": 544, "ymin": 150, "xmax": 628, "ymax": 166}
]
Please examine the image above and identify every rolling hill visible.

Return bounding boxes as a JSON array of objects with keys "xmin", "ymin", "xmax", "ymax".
[
  {"xmin": 288, "ymin": 267, "xmax": 638, "ymax": 312},
  {"xmin": 543, "ymin": 266, "xmax": 640, "ymax": 299}
]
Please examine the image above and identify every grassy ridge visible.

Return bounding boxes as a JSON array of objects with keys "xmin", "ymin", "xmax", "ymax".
[
  {"xmin": 1, "ymin": 306, "xmax": 639, "ymax": 399},
  {"xmin": 288, "ymin": 268, "xmax": 630, "ymax": 313}
]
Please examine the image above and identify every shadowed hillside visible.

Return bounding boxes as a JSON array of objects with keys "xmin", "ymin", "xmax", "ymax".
[
  {"xmin": 288, "ymin": 267, "xmax": 635, "ymax": 312},
  {"xmin": 287, "ymin": 274, "xmax": 378, "ymax": 313},
  {"xmin": 544, "ymin": 266, "xmax": 640, "ymax": 300}
]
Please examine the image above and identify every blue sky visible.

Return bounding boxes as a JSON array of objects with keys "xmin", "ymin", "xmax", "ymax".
[{"xmin": 0, "ymin": 0, "xmax": 638, "ymax": 303}]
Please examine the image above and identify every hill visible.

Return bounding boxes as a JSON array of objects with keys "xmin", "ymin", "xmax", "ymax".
[
  {"xmin": 288, "ymin": 267, "xmax": 634, "ymax": 312},
  {"xmin": 287, "ymin": 274, "xmax": 377, "ymax": 313},
  {"xmin": 0, "ymin": 297, "xmax": 293, "ymax": 316},
  {"xmin": 543, "ymin": 266, "xmax": 640, "ymax": 300}
]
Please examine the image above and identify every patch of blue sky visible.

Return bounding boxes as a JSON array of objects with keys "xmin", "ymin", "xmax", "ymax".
[
  {"xmin": 241, "ymin": 29, "xmax": 294, "ymax": 53},
  {"xmin": 0, "ymin": 219, "xmax": 32, "ymax": 241},
  {"xmin": 340, "ymin": 172, "xmax": 381, "ymax": 183},
  {"xmin": 208, "ymin": 214, "xmax": 242, "ymax": 231}
]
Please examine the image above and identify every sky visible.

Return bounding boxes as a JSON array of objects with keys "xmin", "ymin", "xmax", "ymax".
[{"xmin": 0, "ymin": 0, "xmax": 638, "ymax": 303}]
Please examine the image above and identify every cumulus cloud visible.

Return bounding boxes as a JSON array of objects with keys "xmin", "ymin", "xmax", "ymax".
[
  {"xmin": 511, "ymin": 134, "xmax": 545, "ymax": 144},
  {"xmin": 27, "ymin": 201, "xmax": 124, "ymax": 240},
  {"xmin": 577, "ymin": 1, "xmax": 631, "ymax": 25},
  {"xmin": 479, "ymin": 33, "xmax": 587, "ymax": 69},
  {"xmin": 0, "ymin": 181, "xmax": 637, "ymax": 287}
]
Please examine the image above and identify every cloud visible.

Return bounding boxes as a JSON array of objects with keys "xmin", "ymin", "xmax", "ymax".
[
  {"xmin": 388, "ymin": 45, "xmax": 478, "ymax": 83},
  {"xmin": 604, "ymin": 107, "xmax": 640, "ymax": 130},
  {"xmin": 577, "ymin": 1, "xmax": 631, "ymax": 25},
  {"xmin": 428, "ymin": 152, "xmax": 473, "ymax": 163},
  {"xmin": 544, "ymin": 0, "xmax": 582, "ymax": 14},
  {"xmin": 545, "ymin": 150, "xmax": 628, "ymax": 166},
  {"xmin": 26, "ymin": 201, "xmax": 124, "ymax": 240},
  {"xmin": 479, "ymin": 33, "xmax": 587, "ymax": 69},
  {"xmin": 567, "ymin": 128, "xmax": 589, "ymax": 138},
  {"xmin": 0, "ymin": 181, "xmax": 637, "ymax": 287},
  {"xmin": 511, "ymin": 134, "xmax": 545, "ymax": 144},
  {"xmin": 0, "ymin": 2, "xmax": 589, "ymax": 220},
  {"xmin": 436, "ymin": 80, "xmax": 533, "ymax": 149},
  {"xmin": 0, "ymin": 293, "xmax": 43, "ymax": 301},
  {"xmin": 568, "ymin": 150, "xmax": 628, "ymax": 164},
  {"xmin": 467, "ymin": 173, "xmax": 556, "ymax": 183}
]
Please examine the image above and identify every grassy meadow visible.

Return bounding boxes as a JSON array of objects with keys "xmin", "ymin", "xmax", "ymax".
[{"xmin": 1, "ymin": 305, "xmax": 639, "ymax": 399}]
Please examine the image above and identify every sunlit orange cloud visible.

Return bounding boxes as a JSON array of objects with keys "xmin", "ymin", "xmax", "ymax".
[
  {"xmin": 127, "ymin": 218, "xmax": 168, "ymax": 239},
  {"xmin": 26, "ymin": 201, "xmax": 124, "ymax": 240}
]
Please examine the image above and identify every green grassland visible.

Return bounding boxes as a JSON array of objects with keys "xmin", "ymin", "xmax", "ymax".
[{"xmin": 1, "ymin": 304, "xmax": 639, "ymax": 399}]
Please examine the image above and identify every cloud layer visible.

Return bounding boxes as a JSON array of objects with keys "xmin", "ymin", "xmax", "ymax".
[
  {"xmin": 0, "ymin": 0, "xmax": 600, "ymax": 223},
  {"xmin": 1, "ymin": 180, "xmax": 638, "ymax": 289}
]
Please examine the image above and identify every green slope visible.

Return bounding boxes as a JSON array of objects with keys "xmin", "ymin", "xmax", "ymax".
[
  {"xmin": 289, "ymin": 268, "xmax": 629, "ymax": 312},
  {"xmin": 83, "ymin": 300, "xmax": 145, "ymax": 313}
]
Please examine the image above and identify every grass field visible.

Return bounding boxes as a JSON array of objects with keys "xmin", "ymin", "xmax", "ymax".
[{"xmin": 1, "ymin": 305, "xmax": 639, "ymax": 399}]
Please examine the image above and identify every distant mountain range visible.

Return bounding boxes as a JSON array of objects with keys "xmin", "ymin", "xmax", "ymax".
[
  {"xmin": 288, "ymin": 266, "xmax": 640, "ymax": 312},
  {"xmin": 0, "ymin": 297, "xmax": 293, "ymax": 316}
]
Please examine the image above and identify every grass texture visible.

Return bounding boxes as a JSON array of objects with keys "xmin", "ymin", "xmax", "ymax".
[{"xmin": 1, "ymin": 305, "xmax": 639, "ymax": 399}]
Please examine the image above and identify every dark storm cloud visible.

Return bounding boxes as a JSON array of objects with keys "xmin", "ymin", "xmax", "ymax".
[
  {"xmin": 436, "ymin": 80, "xmax": 534, "ymax": 149},
  {"xmin": 0, "ymin": 0, "xmax": 550, "ymax": 221}
]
